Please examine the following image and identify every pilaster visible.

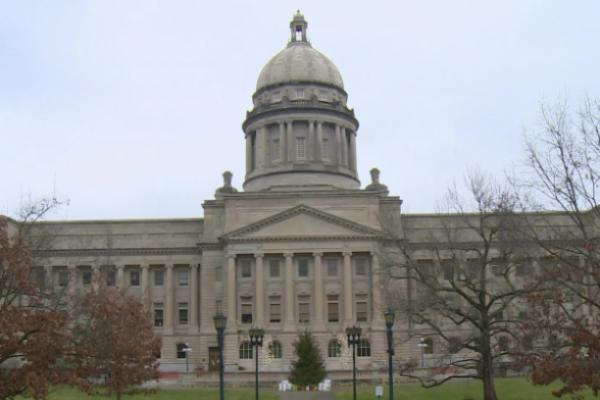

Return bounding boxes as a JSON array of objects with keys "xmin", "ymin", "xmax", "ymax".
[
  {"xmin": 343, "ymin": 251, "xmax": 353, "ymax": 324},
  {"xmin": 255, "ymin": 253, "xmax": 265, "ymax": 326},
  {"xmin": 226, "ymin": 254, "xmax": 237, "ymax": 331},
  {"xmin": 189, "ymin": 264, "xmax": 199, "ymax": 333},
  {"xmin": 313, "ymin": 252, "xmax": 325, "ymax": 330},
  {"xmin": 284, "ymin": 253, "xmax": 295, "ymax": 332},
  {"xmin": 164, "ymin": 264, "xmax": 174, "ymax": 335}
]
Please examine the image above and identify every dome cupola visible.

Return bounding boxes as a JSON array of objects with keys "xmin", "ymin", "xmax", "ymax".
[{"xmin": 242, "ymin": 12, "xmax": 360, "ymax": 192}]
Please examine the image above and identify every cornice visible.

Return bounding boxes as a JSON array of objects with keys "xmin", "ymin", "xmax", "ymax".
[
  {"xmin": 32, "ymin": 247, "xmax": 202, "ymax": 258},
  {"xmin": 225, "ymin": 235, "xmax": 383, "ymax": 244}
]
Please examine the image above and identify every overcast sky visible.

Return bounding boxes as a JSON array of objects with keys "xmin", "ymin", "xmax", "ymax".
[{"xmin": 2, "ymin": 1, "xmax": 599, "ymax": 220}]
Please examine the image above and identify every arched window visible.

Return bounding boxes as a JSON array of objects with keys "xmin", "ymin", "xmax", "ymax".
[
  {"xmin": 239, "ymin": 341, "xmax": 253, "ymax": 359},
  {"xmin": 357, "ymin": 339, "xmax": 371, "ymax": 357},
  {"xmin": 448, "ymin": 337, "xmax": 462, "ymax": 354},
  {"xmin": 269, "ymin": 341, "xmax": 282, "ymax": 359},
  {"xmin": 498, "ymin": 336, "xmax": 510, "ymax": 352},
  {"xmin": 327, "ymin": 340, "xmax": 341, "ymax": 358},
  {"xmin": 424, "ymin": 338, "xmax": 434, "ymax": 354}
]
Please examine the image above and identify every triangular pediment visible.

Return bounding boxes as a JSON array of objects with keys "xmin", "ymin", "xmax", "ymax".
[{"xmin": 221, "ymin": 205, "xmax": 384, "ymax": 242}]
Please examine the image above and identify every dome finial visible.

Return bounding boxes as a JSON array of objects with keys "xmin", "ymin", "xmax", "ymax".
[{"xmin": 289, "ymin": 10, "xmax": 308, "ymax": 44}]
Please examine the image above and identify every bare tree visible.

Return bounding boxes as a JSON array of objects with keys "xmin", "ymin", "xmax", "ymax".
[
  {"xmin": 381, "ymin": 172, "xmax": 538, "ymax": 400},
  {"xmin": 520, "ymin": 98, "xmax": 600, "ymax": 397}
]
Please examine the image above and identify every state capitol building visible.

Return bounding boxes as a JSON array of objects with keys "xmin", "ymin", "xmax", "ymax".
[{"xmin": 21, "ymin": 12, "xmax": 553, "ymax": 380}]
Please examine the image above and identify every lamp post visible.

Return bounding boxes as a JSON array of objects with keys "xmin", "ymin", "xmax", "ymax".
[
  {"xmin": 346, "ymin": 326, "xmax": 362, "ymax": 400},
  {"xmin": 384, "ymin": 308, "xmax": 395, "ymax": 400},
  {"xmin": 249, "ymin": 327, "xmax": 264, "ymax": 400},
  {"xmin": 213, "ymin": 312, "xmax": 227, "ymax": 400},
  {"xmin": 417, "ymin": 337, "xmax": 428, "ymax": 368}
]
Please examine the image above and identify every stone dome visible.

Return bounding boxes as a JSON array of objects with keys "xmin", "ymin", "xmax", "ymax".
[
  {"xmin": 256, "ymin": 43, "xmax": 344, "ymax": 91},
  {"xmin": 255, "ymin": 12, "xmax": 344, "ymax": 91}
]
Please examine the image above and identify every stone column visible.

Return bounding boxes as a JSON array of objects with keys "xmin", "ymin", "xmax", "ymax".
[
  {"xmin": 164, "ymin": 264, "xmax": 174, "ymax": 334},
  {"xmin": 316, "ymin": 121, "xmax": 323, "ymax": 161},
  {"xmin": 141, "ymin": 265, "xmax": 149, "ymax": 303},
  {"xmin": 226, "ymin": 255, "xmax": 237, "ymax": 331},
  {"xmin": 287, "ymin": 121, "xmax": 294, "ymax": 161},
  {"xmin": 336, "ymin": 125, "xmax": 343, "ymax": 165},
  {"xmin": 44, "ymin": 265, "xmax": 53, "ymax": 292},
  {"xmin": 189, "ymin": 264, "xmax": 199, "ymax": 333},
  {"xmin": 255, "ymin": 253, "xmax": 265, "ymax": 326},
  {"xmin": 284, "ymin": 253, "xmax": 295, "ymax": 331},
  {"xmin": 308, "ymin": 120, "xmax": 315, "ymax": 161},
  {"xmin": 68, "ymin": 264, "xmax": 77, "ymax": 298},
  {"xmin": 279, "ymin": 122, "xmax": 287, "ymax": 163},
  {"xmin": 313, "ymin": 252, "xmax": 324, "ymax": 330},
  {"xmin": 245, "ymin": 132, "xmax": 251, "ymax": 172},
  {"xmin": 341, "ymin": 127, "xmax": 347, "ymax": 166},
  {"xmin": 349, "ymin": 131, "xmax": 357, "ymax": 172},
  {"xmin": 371, "ymin": 253, "xmax": 384, "ymax": 327},
  {"xmin": 91, "ymin": 265, "xmax": 100, "ymax": 291},
  {"xmin": 116, "ymin": 265, "xmax": 125, "ymax": 288},
  {"xmin": 343, "ymin": 251, "xmax": 353, "ymax": 324}
]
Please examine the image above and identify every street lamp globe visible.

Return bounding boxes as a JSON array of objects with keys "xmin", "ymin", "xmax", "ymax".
[
  {"xmin": 213, "ymin": 312, "xmax": 227, "ymax": 331},
  {"xmin": 384, "ymin": 308, "xmax": 395, "ymax": 327}
]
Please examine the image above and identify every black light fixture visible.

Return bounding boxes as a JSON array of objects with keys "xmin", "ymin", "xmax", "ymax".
[
  {"xmin": 213, "ymin": 312, "xmax": 227, "ymax": 400},
  {"xmin": 384, "ymin": 308, "xmax": 396, "ymax": 400},
  {"xmin": 345, "ymin": 326, "xmax": 362, "ymax": 400},
  {"xmin": 249, "ymin": 327, "xmax": 265, "ymax": 400}
]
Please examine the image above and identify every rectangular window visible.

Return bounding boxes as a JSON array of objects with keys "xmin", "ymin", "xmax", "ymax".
[
  {"xmin": 354, "ymin": 258, "xmax": 368, "ymax": 276},
  {"xmin": 296, "ymin": 88, "xmax": 304, "ymax": 98},
  {"xmin": 269, "ymin": 295, "xmax": 281, "ymax": 323},
  {"xmin": 321, "ymin": 138, "xmax": 329, "ymax": 160},
  {"xmin": 130, "ymin": 270, "xmax": 140, "ymax": 286},
  {"xmin": 82, "ymin": 270, "xmax": 92, "ymax": 285},
  {"xmin": 106, "ymin": 270, "xmax": 116, "ymax": 286},
  {"xmin": 327, "ymin": 294, "xmax": 339, "ymax": 322},
  {"xmin": 176, "ymin": 343, "xmax": 188, "ymax": 359},
  {"xmin": 154, "ymin": 270, "xmax": 164, "ymax": 286},
  {"xmin": 178, "ymin": 302, "xmax": 188, "ymax": 325},
  {"xmin": 326, "ymin": 259, "xmax": 338, "ymax": 277},
  {"xmin": 296, "ymin": 137, "xmax": 306, "ymax": 160},
  {"xmin": 33, "ymin": 269, "xmax": 46, "ymax": 289},
  {"xmin": 58, "ymin": 270, "xmax": 69, "ymax": 287},
  {"xmin": 269, "ymin": 259, "xmax": 280, "ymax": 278},
  {"xmin": 240, "ymin": 259, "xmax": 252, "ymax": 279},
  {"xmin": 441, "ymin": 260, "xmax": 454, "ymax": 280},
  {"xmin": 215, "ymin": 266, "xmax": 223, "ymax": 282},
  {"xmin": 417, "ymin": 259, "xmax": 434, "ymax": 280},
  {"xmin": 177, "ymin": 270, "xmax": 189, "ymax": 286},
  {"xmin": 356, "ymin": 294, "xmax": 368, "ymax": 322},
  {"xmin": 298, "ymin": 295, "xmax": 310, "ymax": 323},
  {"xmin": 272, "ymin": 138, "xmax": 280, "ymax": 161},
  {"xmin": 297, "ymin": 259, "xmax": 309, "ymax": 278},
  {"xmin": 154, "ymin": 303, "xmax": 164, "ymax": 327},
  {"xmin": 241, "ymin": 296, "xmax": 253, "ymax": 324}
]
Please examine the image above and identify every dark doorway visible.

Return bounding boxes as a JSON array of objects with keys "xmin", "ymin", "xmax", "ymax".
[{"xmin": 208, "ymin": 347, "xmax": 220, "ymax": 372}]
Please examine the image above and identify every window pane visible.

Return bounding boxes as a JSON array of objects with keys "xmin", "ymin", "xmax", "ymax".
[
  {"xmin": 154, "ymin": 270, "xmax": 164, "ymax": 286},
  {"xmin": 356, "ymin": 301, "xmax": 368, "ymax": 322},
  {"xmin": 82, "ymin": 271, "xmax": 92, "ymax": 285},
  {"xmin": 355, "ymin": 258, "xmax": 368, "ymax": 276},
  {"xmin": 298, "ymin": 259, "xmax": 309, "ymax": 277},
  {"xmin": 326, "ymin": 259, "xmax": 338, "ymax": 277},
  {"xmin": 130, "ymin": 270, "xmax": 140, "ymax": 286},
  {"xmin": 178, "ymin": 303, "xmax": 188, "ymax": 325},
  {"xmin": 58, "ymin": 271, "xmax": 69, "ymax": 287},
  {"xmin": 177, "ymin": 270, "xmax": 189, "ymax": 286},
  {"xmin": 296, "ymin": 137, "xmax": 306, "ymax": 159},
  {"xmin": 240, "ymin": 260, "xmax": 252, "ymax": 278},
  {"xmin": 269, "ymin": 260, "xmax": 280, "ymax": 278}
]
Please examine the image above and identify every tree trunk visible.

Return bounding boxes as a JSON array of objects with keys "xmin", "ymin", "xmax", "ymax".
[{"xmin": 481, "ymin": 339, "xmax": 498, "ymax": 400}]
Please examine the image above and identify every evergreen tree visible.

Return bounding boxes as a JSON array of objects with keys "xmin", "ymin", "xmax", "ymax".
[{"xmin": 289, "ymin": 331, "xmax": 326, "ymax": 388}]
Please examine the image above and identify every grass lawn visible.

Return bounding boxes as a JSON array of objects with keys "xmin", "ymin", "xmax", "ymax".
[{"xmin": 38, "ymin": 378, "xmax": 597, "ymax": 400}]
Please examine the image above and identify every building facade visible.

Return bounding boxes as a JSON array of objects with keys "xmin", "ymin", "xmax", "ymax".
[{"xmin": 20, "ymin": 12, "xmax": 576, "ymax": 380}]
